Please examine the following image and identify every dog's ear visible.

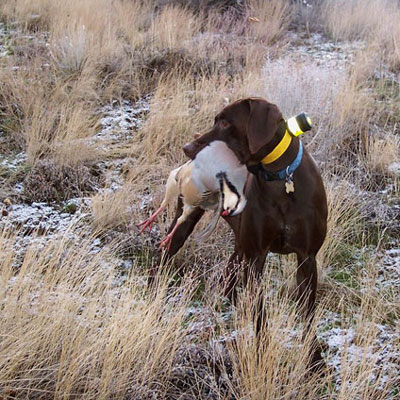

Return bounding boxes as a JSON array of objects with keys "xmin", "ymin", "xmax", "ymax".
[{"xmin": 247, "ymin": 99, "xmax": 283, "ymax": 155}]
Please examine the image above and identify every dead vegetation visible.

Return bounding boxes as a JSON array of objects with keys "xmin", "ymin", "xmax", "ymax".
[
  {"xmin": 0, "ymin": 0, "xmax": 399, "ymax": 398},
  {"xmin": 23, "ymin": 159, "xmax": 103, "ymax": 202},
  {"xmin": 0, "ymin": 227, "xmax": 397, "ymax": 400}
]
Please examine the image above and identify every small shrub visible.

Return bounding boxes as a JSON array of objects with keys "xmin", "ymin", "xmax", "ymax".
[{"xmin": 23, "ymin": 159, "xmax": 103, "ymax": 202}]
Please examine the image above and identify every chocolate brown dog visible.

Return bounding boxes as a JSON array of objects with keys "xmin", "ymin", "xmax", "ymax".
[{"xmin": 164, "ymin": 98, "xmax": 328, "ymax": 369}]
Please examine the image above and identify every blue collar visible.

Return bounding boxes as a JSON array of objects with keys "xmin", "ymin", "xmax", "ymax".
[{"xmin": 248, "ymin": 141, "xmax": 303, "ymax": 181}]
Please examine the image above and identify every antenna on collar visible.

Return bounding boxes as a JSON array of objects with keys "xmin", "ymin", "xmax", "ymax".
[{"xmin": 286, "ymin": 112, "xmax": 312, "ymax": 137}]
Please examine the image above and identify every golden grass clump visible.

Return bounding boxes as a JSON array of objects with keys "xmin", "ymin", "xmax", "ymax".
[
  {"xmin": 0, "ymin": 55, "xmax": 101, "ymax": 166},
  {"xmin": 317, "ymin": 178, "xmax": 363, "ymax": 271},
  {"xmin": 150, "ymin": 5, "xmax": 201, "ymax": 51},
  {"xmin": 322, "ymin": 0, "xmax": 400, "ymax": 70},
  {"xmin": 246, "ymin": 0, "xmax": 293, "ymax": 44},
  {"xmin": 91, "ymin": 186, "xmax": 134, "ymax": 233},
  {"xmin": 321, "ymin": 0, "xmax": 398, "ymax": 41},
  {"xmin": 362, "ymin": 134, "xmax": 400, "ymax": 180},
  {"xmin": 225, "ymin": 280, "xmax": 320, "ymax": 399},
  {"xmin": 0, "ymin": 227, "xmax": 194, "ymax": 399}
]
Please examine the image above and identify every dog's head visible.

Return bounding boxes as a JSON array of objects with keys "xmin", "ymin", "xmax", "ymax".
[{"xmin": 183, "ymin": 98, "xmax": 283, "ymax": 165}]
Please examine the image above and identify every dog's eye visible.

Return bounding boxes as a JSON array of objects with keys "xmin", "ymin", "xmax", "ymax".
[{"xmin": 219, "ymin": 120, "xmax": 230, "ymax": 129}]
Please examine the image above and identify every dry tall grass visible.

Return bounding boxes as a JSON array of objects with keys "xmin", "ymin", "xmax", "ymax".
[
  {"xmin": 322, "ymin": 0, "xmax": 400, "ymax": 70},
  {"xmin": 137, "ymin": 71, "xmax": 265, "ymax": 166},
  {"xmin": 91, "ymin": 186, "xmax": 135, "ymax": 233},
  {"xmin": 0, "ymin": 0, "xmax": 399, "ymax": 398},
  {"xmin": 0, "ymin": 227, "xmax": 195, "ymax": 398},
  {"xmin": 363, "ymin": 134, "xmax": 400, "ymax": 178},
  {"xmin": 0, "ymin": 0, "xmax": 268, "ymax": 168},
  {"xmin": 260, "ymin": 56, "xmax": 372, "ymax": 165},
  {"xmin": 317, "ymin": 178, "xmax": 363, "ymax": 272},
  {"xmin": 1, "ymin": 225, "xmax": 397, "ymax": 399},
  {"xmin": 246, "ymin": 0, "xmax": 292, "ymax": 44}
]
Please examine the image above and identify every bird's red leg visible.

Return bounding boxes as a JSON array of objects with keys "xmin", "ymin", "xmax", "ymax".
[
  {"xmin": 137, "ymin": 206, "xmax": 165, "ymax": 235},
  {"xmin": 158, "ymin": 222, "xmax": 181, "ymax": 251}
]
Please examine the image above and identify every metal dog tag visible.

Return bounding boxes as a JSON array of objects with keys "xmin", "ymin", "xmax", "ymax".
[{"xmin": 285, "ymin": 178, "xmax": 295, "ymax": 194}]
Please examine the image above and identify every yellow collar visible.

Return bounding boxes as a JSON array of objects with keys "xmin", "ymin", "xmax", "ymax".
[{"xmin": 261, "ymin": 129, "xmax": 292, "ymax": 165}]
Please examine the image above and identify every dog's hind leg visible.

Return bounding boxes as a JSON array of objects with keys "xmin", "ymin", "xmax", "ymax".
[
  {"xmin": 296, "ymin": 254, "xmax": 326, "ymax": 373},
  {"xmin": 295, "ymin": 254, "xmax": 318, "ymax": 319}
]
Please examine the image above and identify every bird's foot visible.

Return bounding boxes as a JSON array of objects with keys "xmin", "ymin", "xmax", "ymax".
[
  {"xmin": 137, "ymin": 215, "xmax": 157, "ymax": 234},
  {"xmin": 158, "ymin": 233, "xmax": 174, "ymax": 251}
]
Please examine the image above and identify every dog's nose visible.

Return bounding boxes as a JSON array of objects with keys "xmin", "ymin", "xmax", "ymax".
[{"xmin": 183, "ymin": 142, "xmax": 195, "ymax": 159}]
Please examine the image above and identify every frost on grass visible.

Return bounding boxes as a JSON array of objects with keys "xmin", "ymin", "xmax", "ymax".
[
  {"xmin": 0, "ymin": 198, "xmax": 91, "ymax": 266},
  {"xmin": 94, "ymin": 96, "xmax": 150, "ymax": 149},
  {"xmin": 22, "ymin": 159, "xmax": 103, "ymax": 202},
  {"xmin": 388, "ymin": 162, "xmax": 400, "ymax": 177},
  {"xmin": 0, "ymin": 96, "xmax": 152, "ymax": 271},
  {"xmin": 287, "ymin": 32, "xmax": 365, "ymax": 69},
  {"xmin": 376, "ymin": 248, "xmax": 400, "ymax": 289},
  {"xmin": 319, "ymin": 318, "xmax": 400, "ymax": 391},
  {"xmin": 0, "ymin": 23, "xmax": 10, "ymax": 58},
  {"xmin": 0, "ymin": 152, "xmax": 26, "ymax": 171},
  {"xmin": 93, "ymin": 96, "xmax": 151, "ymax": 192}
]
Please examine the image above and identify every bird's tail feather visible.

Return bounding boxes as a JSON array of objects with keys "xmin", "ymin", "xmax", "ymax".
[{"xmin": 194, "ymin": 207, "xmax": 221, "ymax": 242}]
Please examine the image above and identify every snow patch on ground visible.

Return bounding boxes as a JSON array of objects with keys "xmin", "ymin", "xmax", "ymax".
[
  {"xmin": 0, "ymin": 152, "xmax": 27, "ymax": 171},
  {"xmin": 3, "ymin": 199, "xmax": 89, "ymax": 233},
  {"xmin": 378, "ymin": 248, "xmax": 400, "ymax": 289},
  {"xmin": 287, "ymin": 32, "xmax": 365, "ymax": 70},
  {"xmin": 92, "ymin": 96, "xmax": 150, "ymax": 192},
  {"xmin": 93, "ymin": 96, "xmax": 150, "ymax": 148},
  {"xmin": 388, "ymin": 162, "xmax": 400, "ymax": 177},
  {"xmin": 0, "ymin": 95, "xmax": 151, "ymax": 268},
  {"xmin": 0, "ymin": 198, "xmax": 92, "ymax": 266},
  {"xmin": 319, "ymin": 319, "xmax": 400, "ymax": 390}
]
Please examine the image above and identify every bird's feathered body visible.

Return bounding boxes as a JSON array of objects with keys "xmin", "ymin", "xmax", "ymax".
[
  {"xmin": 168, "ymin": 162, "xmax": 219, "ymax": 211},
  {"xmin": 163, "ymin": 141, "xmax": 247, "ymax": 211},
  {"xmin": 192, "ymin": 141, "xmax": 247, "ymax": 196},
  {"xmin": 138, "ymin": 141, "xmax": 248, "ymax": 247}
]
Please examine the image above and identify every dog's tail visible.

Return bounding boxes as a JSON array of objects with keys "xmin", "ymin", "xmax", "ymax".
[{"xmin": 194, "ymin": 207, "xmax": 221, "ymax": 242}]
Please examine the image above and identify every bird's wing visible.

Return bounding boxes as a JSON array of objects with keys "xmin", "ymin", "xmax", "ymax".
[{"xmin": 163, "ymin": 162, "xmax": 191, "ymax": 207}]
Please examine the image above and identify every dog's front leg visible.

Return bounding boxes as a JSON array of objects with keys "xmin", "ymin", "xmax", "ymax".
[
  {"xmin": 150, "ymin": 197, "xmax": 204, "ymax": 282},
  {"xmin": 221, "ymin": 249, "xmax": 243, "ymax": 303},
  {"xmin": 220, "ymin": 215, "xmax": 243, "ymax": 302},
  {"xmin": 156, "ymin": 196, "xmax": 204, "ymax": 261},
  {"xmin": 242, "ymin": 251, "xmax": 269, "ymax": 335},
  {"xmin": 149, "ymin": 197, "xmax": 204, "ymax": 286}
]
